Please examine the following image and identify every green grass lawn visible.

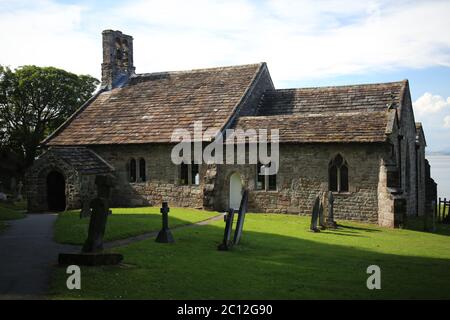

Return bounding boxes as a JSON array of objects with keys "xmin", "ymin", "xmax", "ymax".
[
  {"xmin": 50, "ymin": 213, "xmax": 450, "ymax": 299},
  {"xmin": 0, "ymin": 201, "xmax": 26, "ymax": 231},
  {"xmin": 54, "ymin": 207, "xmax": 219, "ymax": 245}
]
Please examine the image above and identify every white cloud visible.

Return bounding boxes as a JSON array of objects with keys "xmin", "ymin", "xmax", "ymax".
[
  {"xmin": 444, "ymin": 116, "xmax": 450, "ymax": 129},
  {"xmin": 413, "ymin": 92, "xmax": 450, "ymax": 152},
  {"xmin": 0, "ymin": 0, "xmax": 99, "ymax": 76},
  {"xmin": 413, "ymin": 92, "xmax": 450, "ymax": 116},
  {"xmin": 1, "ymin": 0, "xmax": 450, "ymax": 84}
]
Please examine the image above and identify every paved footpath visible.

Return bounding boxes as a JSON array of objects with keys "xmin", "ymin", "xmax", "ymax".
[
  {"xmin": 0, "ymin": 212, "xmax": 223, "ymax": 299},
  {"xmin": 0, "ymin": 214, "xmax": 76, "ymax": 299}
]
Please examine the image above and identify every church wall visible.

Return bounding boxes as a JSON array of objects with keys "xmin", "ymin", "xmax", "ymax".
[
  {"xmin": 91, "ymin": 144, "xmax": 205, "ymax": 208},
  {"xmin": 214, "ymin": 143, "xmax": 388, "ymax": 223}
]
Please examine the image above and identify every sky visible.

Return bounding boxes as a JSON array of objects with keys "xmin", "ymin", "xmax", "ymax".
[{"xmin": 1, "ymin": 0, "xmax": 450, "ymax": 152}]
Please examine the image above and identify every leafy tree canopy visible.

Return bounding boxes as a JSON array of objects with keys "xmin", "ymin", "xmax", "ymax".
[{"xmin": 0, "ymin": 65, "xmax": 99, "ymax": 174}]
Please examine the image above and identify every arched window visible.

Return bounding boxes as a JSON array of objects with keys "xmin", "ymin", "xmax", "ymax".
[
  {"xmin": 129, "ymin": 158, "xmax": 136, "ymax": 182},
  {"xmin": 329, "ymin": 154, "xmax": 348, "ymax": 192},
  {"xmin": 139, "ymin": 158, "xmax": 146, "ymax": 182}
]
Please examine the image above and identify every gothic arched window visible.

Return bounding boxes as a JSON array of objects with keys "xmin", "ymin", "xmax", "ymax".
[{"xmin": 329, "ymin": 154, "xmax": 348, "ymax": 192}]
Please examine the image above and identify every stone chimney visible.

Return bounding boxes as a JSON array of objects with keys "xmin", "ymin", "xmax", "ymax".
[{"xmin": 101, "ymin": 30, "xmax": 135, "ymax": 89}]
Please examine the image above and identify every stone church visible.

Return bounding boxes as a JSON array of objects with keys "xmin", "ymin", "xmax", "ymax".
[{"xmin": 26, "ymin": 30, "xmax": 436, "ymax": 227}]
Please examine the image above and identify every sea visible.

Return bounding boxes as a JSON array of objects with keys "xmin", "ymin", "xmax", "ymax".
[{"xmin": 427, "ymin": 155, "xmax": 450, "ymax": 199}]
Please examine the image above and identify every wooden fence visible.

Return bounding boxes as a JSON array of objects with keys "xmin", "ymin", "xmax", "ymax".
[{"xmin": 437, "ymin": 197, "xmax": 450, "ymax": 223}]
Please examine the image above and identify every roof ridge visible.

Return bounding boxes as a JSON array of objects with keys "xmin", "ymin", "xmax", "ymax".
[
  {"xmin": 269, "ymin": 80, "xmax": 408, "ymax": 92},
  {"xmin": 133, "ymin": 62, "xmax": 264, "ymax": 78},
  {"xmin": 239, "ymin": 110, "xmax": 387, "ymax": 120}
]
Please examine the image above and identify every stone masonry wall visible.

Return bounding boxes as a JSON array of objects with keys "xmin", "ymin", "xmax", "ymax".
[
  {"xmin": 214, "ymin": 143, "xmax": 388, "ymax": 223},
  {"xmin": 26, "ymin": 152, "xmax": 82, "ymax": 212},
  {"xmin": 91, "ymin": 144, "xmax": 204, "ymax": 208}
]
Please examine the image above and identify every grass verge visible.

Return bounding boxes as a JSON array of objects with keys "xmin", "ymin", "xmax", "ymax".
[
  {"xmin": 50, "ymin": 213, "xmax": 450, "ymax": 299},
  {"xmin": 54, "ymin": 207, "xmax": 220, "ymax": 245}
]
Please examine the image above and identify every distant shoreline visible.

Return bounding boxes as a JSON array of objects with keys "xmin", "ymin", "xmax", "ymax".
[{"xmin": 426, "ymin": 152, "xmax": 450, "ymax": 156}]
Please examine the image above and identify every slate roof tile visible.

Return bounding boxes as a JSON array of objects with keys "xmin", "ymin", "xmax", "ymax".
[
  {"xmin": 232, "ymin": 112, "xmax": 389, "ymax": 143},
  {"xmin": 46, "ymin": 63, "xmax": 263, "ymax": 145},
  {"xmin": 49, "ymin": 147, "xmax": 114, "ymax": 174}
]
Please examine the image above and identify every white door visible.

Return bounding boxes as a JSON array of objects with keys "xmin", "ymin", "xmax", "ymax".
[{"xmin": 229, "ymin": 172, "xmax": 243, "ymax": 210}]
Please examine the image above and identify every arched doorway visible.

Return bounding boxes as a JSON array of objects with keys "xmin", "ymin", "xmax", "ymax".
[
  {"xmin": 47, "ymin": 171, "xmax": 66, "ymax": 211},
  {"xmin": 229, "ymin": 172, "xmax": 243, "ymax": 210}
]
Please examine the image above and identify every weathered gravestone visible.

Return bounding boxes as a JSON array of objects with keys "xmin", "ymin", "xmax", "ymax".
[
  {"xmin": 155, "ymin": 202, "xmax": 175, "ymax": 243},
  {"xmin": 82, "ymin": 175, "xmax": 115, "ymax": 253},
  {"xmin": 59, "ymin": 174, "xmax": 123, "ymax": 266},
  {"xmin": 318, "ymin": 192, "xmax": 326, "ymax": 230},
  {"xmin": 218, "ymin": 209, "xmax": 235, "ymax": 251},
  {"xmin": 218, "ymin": 190, "xmax": 249, "ymax": 250},
  {"xmin": 310, "ymin": 195, "xmax": 321, "ymax": 232},
  {"xmin": 233, "ymin": 190, "xmax": 248, "ymax": 245},
  {"xmin": 326, "ymin": 191, "xmax": 338, "ymax": 229}
]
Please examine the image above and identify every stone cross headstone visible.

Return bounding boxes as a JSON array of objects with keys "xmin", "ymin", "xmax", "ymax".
[
  {"xmin": 82, "ymin": 175, "xmax": 115, "ymax": 253},
  {"xmin": 218, "ymin": 209, "xmax": 235, "ymax": 250},
  {"xmin": 310, "ymin": 195, "xmax": 321, "ymax": 232},
  {"xmin": 326, "ymin": 191, "xmax": 337, "ymax": 228},
  {"xmin": 155, "ymin": 202, "xmax": 174, "ymax": 243},
  {"xmin": 233, "ymin": 190, "xmax": 248, "ymax": 245}
]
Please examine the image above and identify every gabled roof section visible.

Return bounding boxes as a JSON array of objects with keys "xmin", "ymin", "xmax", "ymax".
[
  {"xmin": 233, "ymin": 81, "xmax": 408, "ymax": 143},
  {"xmin": 45, "ymin": 63, "xmax": 264, "ymax": 145},
  {"xmin": 257, "ymin": 81, "xmax": 407, "ymax": 116},
  {"xmin": 48, "ymin": 147, "xmax": 114, "ymax": 174},
  {"xmin": 232, "ymin": 111, "xmax": 389, "ymax": 143}
]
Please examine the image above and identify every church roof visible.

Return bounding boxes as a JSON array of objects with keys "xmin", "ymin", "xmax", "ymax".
[
  {"xmin": 233, "ymin": 111, "xmax": 390, "ymax": 143},
  {"xmin": 44, "ymin": 63, "xmax": 264, "ymax": 145},
  {"xmin": 48, "ymin": 147, "xmax": 114, "ymax": 174},
  {"xmin": 256, "ymin": 81, "xmax": 406, "ymax": 116},
  {"xmin": 231, "ymin": 81, "xmax": 406, "ymax": 143},
  {"xmin": 44, "ymin": 61, "xmax": 406, "ymax": 146}
]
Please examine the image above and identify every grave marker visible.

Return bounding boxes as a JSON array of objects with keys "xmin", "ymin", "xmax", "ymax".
[
  {"xmin": 59, "ymin": 174, "xmax": 123, "ymax": 266},
  {"xmin": 155, "ymin": 202, "xmax": 175, "ymax": 243},
  {"xmin": 310, "ymin": 195, "xmax": 321, "ymax": 232},
  {"xmin": 326, "ymin": 191, "xmax": 338, "ymax": 228}
]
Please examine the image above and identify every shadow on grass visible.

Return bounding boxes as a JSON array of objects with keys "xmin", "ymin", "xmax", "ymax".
[
  {"xmin": 50, "ymin": 215, "xmax": 450, "ymax": 300},
  {"xmin": 404, "ymin": 216, "xmax": 450, "ymax": 236},
  {"xmin": 54, "ymin": 211, "xmax": 217, "ymax": 245},
  {"xmin": 337, "ymin": 224, "xmax": 381, "ymax": 233}
]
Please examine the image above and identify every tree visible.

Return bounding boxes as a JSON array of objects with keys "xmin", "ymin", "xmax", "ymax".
[{"xmin": 0, "ymin": 65, "xmax": 99, "ymax": 174}]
